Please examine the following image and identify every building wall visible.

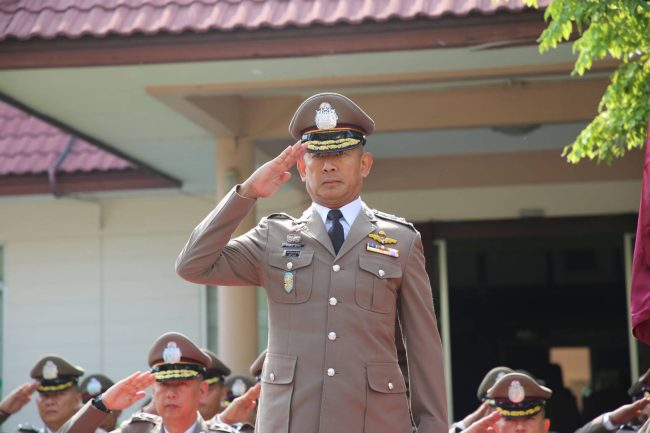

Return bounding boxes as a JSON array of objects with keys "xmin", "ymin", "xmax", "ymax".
[
  {"xmin": 0, "ymin": 192, "xmax": 215, "ymax": 429},
  {"xmin": 0, "ymin": 177, "xmax": 641, "ymax": 428}
]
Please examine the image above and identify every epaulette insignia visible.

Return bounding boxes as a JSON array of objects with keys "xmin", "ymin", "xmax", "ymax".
[
  {"xmin": 16, "ymin": 424, "xmax": 42, "ymax": 433},
  {"xmin": 372, "ymin": 210, "xmax": 416, "ymax": 231},
  {"xmin": 127, "ymin": 413, "xmax": 160, "ymax": 425},
  {"xmin": 267, "ymin": 213, "xmax": 293, "ymax": 220}
]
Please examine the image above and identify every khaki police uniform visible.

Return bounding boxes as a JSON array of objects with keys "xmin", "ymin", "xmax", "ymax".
[
  {"xmin": 574, "ymin": 368, "xmax": 650, "ymax": 433},
  {"xmin": 58, "ymin": 332, "xmax": 235, "ymax": 433},
  {"xmin": 176, "ymin": 93, "xmax": 447, "ymax": 433}
]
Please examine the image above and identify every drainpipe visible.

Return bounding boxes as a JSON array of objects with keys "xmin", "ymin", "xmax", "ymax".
[{"xmin": 48, "ymin": 136, "xmax": 76, "ymax": 196}]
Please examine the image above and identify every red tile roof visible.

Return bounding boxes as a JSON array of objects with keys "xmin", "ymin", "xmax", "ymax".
[
  {"xmin": 0, "ymin": 100, "xmax": 135, "ymax": 176},
  {"xmin": 0, "ymin": 0, "xmax": 547, "ymax": 41},
  {"xmin": 0, "ymin": 99, "xmax": 180, "ymax": 195}
]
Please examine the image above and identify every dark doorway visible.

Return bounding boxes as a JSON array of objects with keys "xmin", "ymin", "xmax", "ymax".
[{"xmin": 418, "ymin": 214, "xmax": 638, "ymax": 426}]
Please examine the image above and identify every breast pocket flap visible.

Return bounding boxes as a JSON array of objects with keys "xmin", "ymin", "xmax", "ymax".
[
  {"xmin": 366, "ymin": 362, "xmax": 407, "ymax": 394},
  {"xmin": 268, "ymin": 251, "xmax": 314, "ymax": 271},
  {"xmin": 261, "ymin": 353, "xmax": 297, "ymax": 385},
  {"xmin": 359, "ymin": 254, "xmax": 402, "ymax": 279}
]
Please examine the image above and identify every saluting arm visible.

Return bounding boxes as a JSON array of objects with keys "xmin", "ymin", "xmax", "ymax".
[{"xmin": 175, "ymin": 141, "xmax": 306, "ymax": 287}]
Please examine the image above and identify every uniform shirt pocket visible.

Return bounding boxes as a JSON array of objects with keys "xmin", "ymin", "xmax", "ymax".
[
  {"xmin": 259, "ymin": 353, "xmax": 297, "ymax": 433},
  {"xmin": 265, "ymin": 251, "xmax": 314, "ymax": 304},
  {"xmin": 355, "ymin": 253, "xmax": 402, "ymax": 314}
]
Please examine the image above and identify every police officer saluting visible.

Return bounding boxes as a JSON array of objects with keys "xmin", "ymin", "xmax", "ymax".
[
  {"xmin": 30, "ymin": 356, "xmax": 86, "ymax": 433},
  {"xmin": 58, "ymin": 332, "xmax": 235, "ymax": 433},
  {"xmin": 176, "ymin": 93, "xmax": 447, "ymax": 433}
]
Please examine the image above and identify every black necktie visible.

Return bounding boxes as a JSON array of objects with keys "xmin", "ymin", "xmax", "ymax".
[{"xmin": 327, "ymin": 209, "xmax": 344, "ymax": 254}]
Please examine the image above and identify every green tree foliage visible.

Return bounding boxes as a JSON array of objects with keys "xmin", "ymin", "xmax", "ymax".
[{"xmin": 521, "ymin": 0, "xmax": 650, "ymax": 163}]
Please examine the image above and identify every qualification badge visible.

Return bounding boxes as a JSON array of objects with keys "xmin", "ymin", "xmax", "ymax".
[
  {"xmin": 368, "ymin": 230, "xmax": 397, "ymax": 245},
  {"xmin": 287, "ymin": 233, "xmax": 302, "ymax": 243},
  {"xmin": 283, "ymin": 272, "xmax": 294, "ymax": 294}
]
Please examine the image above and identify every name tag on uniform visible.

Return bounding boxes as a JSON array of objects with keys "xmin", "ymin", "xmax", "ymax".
[
  {"xmin": 283, "ymin": 250, "xmax": 301, "ymax": 258},
  {"xmin": 366, "ymin": 242, "xmax": 399, "ymax": 258}
]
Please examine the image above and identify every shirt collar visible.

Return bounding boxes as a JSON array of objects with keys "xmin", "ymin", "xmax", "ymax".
[
  {"xmin": 164, "ymin": 420, "xmax": 196, "ymax": 433},
  {"xmin": 312, "ymin": 197, "xmax": 362, "ymax": 226}
]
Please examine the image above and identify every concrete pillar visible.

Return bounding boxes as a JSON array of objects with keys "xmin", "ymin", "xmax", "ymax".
[{"xmin": 215, "ymin": 136, "xmax": 259, "ymax": 374}]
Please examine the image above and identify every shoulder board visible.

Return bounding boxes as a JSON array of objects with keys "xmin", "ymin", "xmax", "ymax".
[
  {"xmin": 126, "ymin": 413, "xmax": 160, "ymax": 425},
  {"xmin": 372, "ymin": 209, "xmax": 416, "ymax": 231},
  {"xmin": 266, "ymin": 213, "xmax": 293, "ymax": 220},
  {"xmin": 206, "ymin": 420, "xmax": 236, "ymax": 433},
  {"xmin": 16, "ymin": 424, "xmax": 42, "ymax": 433}
]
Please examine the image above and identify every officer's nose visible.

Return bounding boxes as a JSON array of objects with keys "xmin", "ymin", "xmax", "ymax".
[{"xmin": 322, "ymin": 156, "xmax": 337, "ymax": 172}]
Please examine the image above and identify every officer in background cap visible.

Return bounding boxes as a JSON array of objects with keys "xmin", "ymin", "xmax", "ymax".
[
  {"xmin": 198, "ymin": 349, "xmax": 231, "ymax": 421},
  {"xmin": 57, "ymin": 332, "xmax": 234, "ymax": 433},
  {"xmin": 485, "ymin": 372, "xmax": 552, "ymax": 433},
  {"xmin": 80, "ymin": 374, "xmax": 120, "ymax": 432},
  {"xmin": 30, "ymin": 355, "xmax": 85, "ymax": 433},
  {"xmin": 451, "ymin": 367, "xmax": 514, "ymax": 433},
  {"xmin": 575, "ymin": 369, "xmax": 650, "ymax": 433}
]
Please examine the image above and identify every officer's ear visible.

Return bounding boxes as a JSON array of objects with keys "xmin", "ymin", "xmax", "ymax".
[
  {"xmin": 198, "ymin": 379, "xmax": 209, "ymax": 397},
  {"xmin": 296, "ymin": 155, "xmax": 307, "ymax": 181},
  {"xmin": 360, "ymin": 151, "xmax": 373, "ymax": 178},
  {"xmin": 543, "ymin": 418, "xmax": 551, "ymax": 433}
]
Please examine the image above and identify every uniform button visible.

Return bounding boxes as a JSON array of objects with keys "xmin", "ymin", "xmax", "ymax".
[
  {"xmin": 286, "ymin": 262, "xmax": 293, "ymax": 270},
  {"xmin": 378, "ymin": 269, "xmax": 385, "ymax": 278},
  {"xmin": 269, "ymin": 372, "xmax": 276, "ymax": 382},
  {"xmin": 388, "ymin": 382, "xmax": 394, "ymax": 390},
  {"xmin": 328, "ymin": 331, "xmax": 337, "ymax": 341},
  {"xmin": 329, "ymin": 297, "xmax": 338, "ymax": 306},
  {"xmin": 332, "ymin": 264, "xmax": 341, "ymax": 272},
  {"xmin": 327, "ymin": 368, "xmax": 335, "ymax": 377}
]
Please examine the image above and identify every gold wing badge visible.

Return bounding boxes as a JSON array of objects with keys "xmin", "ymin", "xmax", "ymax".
[{"xmin": 367, "ymin": 230, "xmax": 399, "ymax": 257}]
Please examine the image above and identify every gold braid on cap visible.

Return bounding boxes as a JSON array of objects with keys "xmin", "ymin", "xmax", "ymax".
[
  {"xmin": 490, "ymin": 399, "xmax": 545, "ymax": 419},
  {"xmin": 38, "ymin": 381, "xmax": 75, "ymax": 393},
  {"xmin": 495, "ymin": 405, "xmax": 544, "ymax": 418},
  {"xmin": 304, "ymin": 138, "xmax": 362, "ymax": 151},
  {"xmin": 204, "ymin": 376, "xmax": 223, "ymax": 386}
]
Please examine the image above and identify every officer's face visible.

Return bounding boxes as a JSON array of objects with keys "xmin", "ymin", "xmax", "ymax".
[
  {"xmin": 497, "ymin": 414, "xmax": 550, "ymax": 433},
  {"xmin": 36, "ymin": 388, "xmax": 82, "ymax": 431},
  {"xmin": 297, "ymin": 147, "xmax": 373, "ymax": 208},
  {"xmin": 198, "ymin": 383, "xmax": 226, "ymax": 420},
  {"xmin": 154, "ymin": 378, "xmax": 207, "ymax": 423}
]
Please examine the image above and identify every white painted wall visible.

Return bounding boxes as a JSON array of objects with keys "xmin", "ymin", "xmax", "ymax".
[{"xmin": 0, "ymin": 192, "xmax": 215, "ymax": 430}]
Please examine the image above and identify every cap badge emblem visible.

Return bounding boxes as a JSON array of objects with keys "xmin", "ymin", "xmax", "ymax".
[
  {"xmin": 315, "ymin": 102, "xmax": 338, "ymax": 130},
  {"xmin": 87, "ymin": 377, "xmax": 102, "ymax": 395},
  {"xmin": 163, "ymin": 341, "xmax": 182, "ymax": 364},
  {"xmin": 232, "ymin": 378, "xmax": 247, "ymax": 397},
  {"xmin": 508, "ymin": 380, "xmax": 526, "ymax": 403},
  {"xmin": 42, "ymin": 360, "xmax": 58, "ymax": 380}
]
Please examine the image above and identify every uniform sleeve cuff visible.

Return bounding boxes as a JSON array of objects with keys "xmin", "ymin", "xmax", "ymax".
[{"xmin": 603, "ymin": 413, "xmax": 618, "ymax": 431}]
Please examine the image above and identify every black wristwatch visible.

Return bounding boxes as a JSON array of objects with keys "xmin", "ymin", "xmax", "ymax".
[{"xmin": 91, "ymin": 394, "xmax": 112, "ymax": 413}]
